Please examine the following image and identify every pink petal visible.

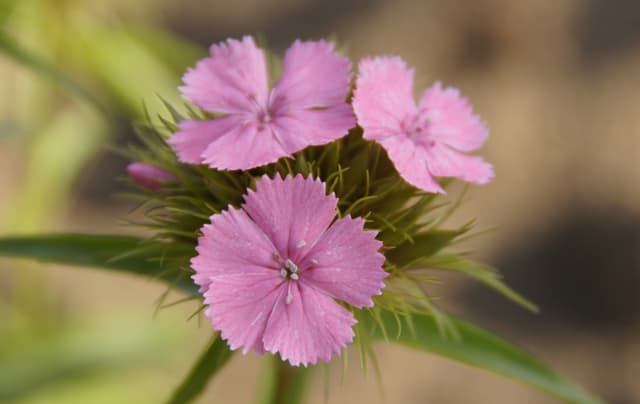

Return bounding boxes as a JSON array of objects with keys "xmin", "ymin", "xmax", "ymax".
[
  {"xmin": 243, "ymin": 175, "xmax": 338, "ymax": 261},
  {"xmin": 191, "ymin": 208, "xmax": 278, "ymax": 293},
  {"xmin": 205, "ymin": 273, "xmax": 285, "ymax": 354},
  {"xmin": 300, "ymin": 216, "xmax": 386, "ymax": 308},
  {"xmin": 262, "ymin": 283, "xmax": 356, "ymax": 366},
  {"xmin": 425, "ymin": 143, "xmax": 495, "ymax": 184},
  {"xmin": 271, "ymin": 40, "xmax": 352, "ymax": 109},
  {"xmin": 379, "ymin": 136, "xmax": 445, "ymax": 193},
  {"xmin": 270, "ymin": 104, "xmax": 355, "ymax": 153},
  {"xmin": 169, "ymin": 116, "xmax": 243, "ymax": 164},
  {"xmin": 418, "ymin": 82, "xmax": 488, "ymax": 152},
  {"xmin": 200, "ymin": 123, "xmax": 289, "ymax": 170},
  {"xmin": 353, "ymin": 56, "xmax": 417, "ymax": 141},
  {"xmin": 180, "ymin": 36, "xmax": 268, "ymax": 114}
]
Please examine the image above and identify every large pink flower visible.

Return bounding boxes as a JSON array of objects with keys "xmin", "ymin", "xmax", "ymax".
[
  {"xmin": 191, "ymin": 174, "xmax": 386, "ymax": 366},
  {"xmin": 353, "ymin": 56, "xmax": 494, "ymax": 193},
  {"xmin": 169, "ymin": 36, "xmax": 355, "ymax": 171}
]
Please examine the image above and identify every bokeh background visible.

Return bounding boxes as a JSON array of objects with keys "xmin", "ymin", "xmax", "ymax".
[{"xmin": 1, "ymin": 0, "xmax": 639, "ymax": 403}]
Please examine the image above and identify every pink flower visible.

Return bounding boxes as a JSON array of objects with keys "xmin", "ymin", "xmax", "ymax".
[
  {"xmin": 353, "ymin": 56, "xmax": 494, "ymax": 193},
  {"xmin": 127, "ymin": 162, "xmax": 176, "ymax": 190},
  {"xmin": 191, "ymin": 174, "xmax": 386, "ymax": 366},
  {"xmin": 169, "ymin": 36, "xmax": 355, "ymax": 171}
]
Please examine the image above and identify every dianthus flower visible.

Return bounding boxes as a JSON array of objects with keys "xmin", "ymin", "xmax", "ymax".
[
  {"xmin": 169, "ymin": 36, "xmax": 355, "ymax": 170},
  {"xmin": 191, "ymin": 174, "xmax": 386, "ymax": 366},
  {"xmin": 353, "ymin": 56, "xmax": 494, "ymax": 193}
]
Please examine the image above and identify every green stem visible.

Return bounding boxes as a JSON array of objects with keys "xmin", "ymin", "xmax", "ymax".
[
  {"xmin": 257, "ymin": 356, "xmax": 311, "ymax": 404},
  {"xmin": 165, "ymin": 335, "xmax": 233, "ymax": 404}
]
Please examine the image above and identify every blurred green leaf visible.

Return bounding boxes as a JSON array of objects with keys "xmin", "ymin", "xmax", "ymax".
[
  {"xmin": 166, "ymin": 336, "xmax": 233, "ymax": 404},
  {"xmin": 0, "ymin": 317, "xmax": 185, "ymax": 402},
  {"xmin": 0, "ymin": 29, "xmax": 105, "ymax": 113},
  {"xmin": 0, "ymin": 120, "xmax": 23, "ymax": 138},
  {"xmin": 124, "ymin": 26, "xmax": 205, "ymax": 74},
  {"xmin": 5, "ymin": 106, "xmax": 105, "ymax": 232},
  {"xmin": 0, "ymin": 234, "xmax": 197, "ymax": 295},
  {"xmin": 70, "ymin": 22, "xmax": 181, "ymax": 117},
  {"xmin": 363, "ymin": 310, "xmax": 602, "ymax": 404},
  {"xmin": 0, "ymin": 234, "xmax": 600, "ymax": 403},
  {"xmin": 0, "ymin": 0, "xmax": 18, "ymax": 23}
]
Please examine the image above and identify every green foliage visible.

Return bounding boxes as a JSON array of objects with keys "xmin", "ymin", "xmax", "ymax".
[
  {"xmin": 0, "ymin": 233, "xmax": 600, "ymax": 403},
  {"xmin": 0, "ymin": 234, "xmax": 197, "ymax": 295},
  {"xmin": 0, "ymin": 28, "xmax": 105, "ymax": 113},
  {"xmin": 165, "ymin": 336, "xmax": 233, "ymax": 404},
  {"xmin": 0, "ymin": 317, "xmax": 185, "ymax": 402},
  {"xmin": 0, "ymin": 97, "xmax": 595, "ymax": 402},
  {"xmin": 257, "ymin": 357, "xmax": 312, "ymax": 404},
  {"xmin": 419, "ymin": 252, "xmax": 538, "ymax": 312},
  {"xmin": 116, "ymin": 100, "xmax": 540, "ymax": 389},
  {"xmin": 361, "ymin": 310, "xmax": 602, "ymax": 404},
  {"xmin": 123, "ymin": 101, "xmax": 534, "ymax": 316}
]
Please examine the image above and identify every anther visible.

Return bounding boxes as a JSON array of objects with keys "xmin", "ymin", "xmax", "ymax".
[
  {"xmin": 290, "ymin": 273, "xmax": 299, "ymax": 281},
  {"xmin": 280, "ymin": 268, "xmax": 288, "ymax": 278},
  {"xmin": 286, "ymin": 292, "xmax": 293, "ymax": 305},
  {"xmin": 296, "ymin": 240, "xmax": 306, "ymax": 248},
  {"xmin": 285, "ymin": 259, "xmax": 298, "ymax": 273}
]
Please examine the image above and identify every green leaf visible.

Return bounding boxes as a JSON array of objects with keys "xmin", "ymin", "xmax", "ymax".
[
  {"xmin": 165, "ymin": 336, "xmax": 233, "ymax": 404},
  {"xmin": 0, "ymin": 29, "xmax": 105, "ymax": 114},
  {"xmin": 0, "ymin": 317, "xmax": 185, "ymax": 401},
  {"xmin": 0, "ymin": 234, "xmax": 198, "ymax": 295},
  {"xmin": 422, "ymin": 252, "xmax": 538, "ymax": 312},
  {"xmin": 363, "ymin": 310, "xmax": 602, "ymax": 404},
  {"xmin": 0, "ymin": 233, "xmax": 600, "ymax": 403}
]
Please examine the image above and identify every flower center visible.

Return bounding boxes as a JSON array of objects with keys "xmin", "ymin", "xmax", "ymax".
[
  {"xmin": 256, "ymin": 108, "xmax": 272, "ymax": 125},
  {"xmin": 280, "ymin": 258, "xmax": 300, "ymax": 281},
  {"xmin": 272, "ymin": 254, "xmax": 303, "ymax": 305},
  {"xmin": 247, "ymin": 93, "xmax": 274, "ymax": 130},
  {"xmin": 405, "ymin": 114, "xmax": 436, "ymax": 147}
]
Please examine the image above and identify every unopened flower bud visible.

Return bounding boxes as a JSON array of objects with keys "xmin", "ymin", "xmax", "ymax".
[{"xmin": 127, "ymin": 162, "xmax": 176, "ymax": 190}]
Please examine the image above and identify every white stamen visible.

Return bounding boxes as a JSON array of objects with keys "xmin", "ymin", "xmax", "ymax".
[
  {"xmin": 280, "ymin": 268, "xmax": 288, "ymax": 278},
  {"xmin": 273, "ymin": 252, "xmax": 281, "ymax": 261},
  {"xmin": 285, "ymin": 258, "xmax": 298, "ymax": 273},
  {"xmin": 310, "ymin": 258, "xmax": 319, "ymax": 264},
  {"xmin": 286, "ymin": 292, "xmax": 293, "ymax": 304},
  {"xmin": 296, "ymin": 240, "xmax": 306, "ymax": 248},
  {"xmin": 290, "ymin": 273, "xmax": 299, "ymax": 281}
]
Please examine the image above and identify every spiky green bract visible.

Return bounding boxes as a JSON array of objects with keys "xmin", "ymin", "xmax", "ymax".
[{"xmin": 121, "ymin": 98, "xmax": 534, "ymax": 360}]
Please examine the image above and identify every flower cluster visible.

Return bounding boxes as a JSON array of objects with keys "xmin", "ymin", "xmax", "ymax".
[{"xmin": 127, "ymin": 35, "xmax": 495, "ymax": 367}]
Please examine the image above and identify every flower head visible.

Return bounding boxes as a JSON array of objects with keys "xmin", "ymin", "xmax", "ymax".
[
  {"xmin": 191, "ymin": 174, "xmax": 386, "ymax": 366},
  {"xmin": 353, "ymin": 56, "xmax": 494, "ymax": 193},
  {"xmin": 127, "ymin": 162, "xmax": 176, "ymax": 190},
  {"xmin": 169, "ymin": 36, "xmax": 356, "ymax": 171}
]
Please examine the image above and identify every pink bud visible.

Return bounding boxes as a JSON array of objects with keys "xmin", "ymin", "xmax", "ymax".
[{"xmin": 127, "ymin": 162, "xmax": 177, "ymax": 190}]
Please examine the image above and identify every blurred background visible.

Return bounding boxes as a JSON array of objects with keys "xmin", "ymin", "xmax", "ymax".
[{"xmin": 1, "ymin": 0, "xmax": 639, "ymax": 403}]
